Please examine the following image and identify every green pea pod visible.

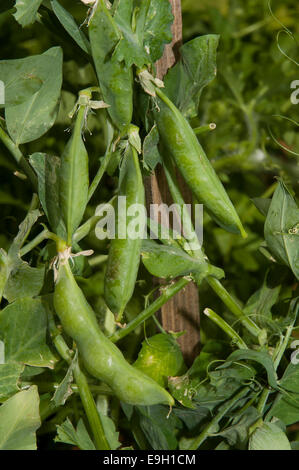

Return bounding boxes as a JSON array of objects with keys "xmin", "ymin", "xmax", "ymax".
[
  {"xmin": 104, "ymin": 143, "xmax": 145, "ymax": 320},
  {"xmin": 59, "ymin": 103, "xmax": 89, "ymax": 245},
  {"xmin": 153, "ymin": 88, "xmax": 247, "ymax": 237},
  {"xmin": 54, "ymin": 261, "xmax": 174, "ymax": 407},
  {"xmin": 89, "ymin": 0, "xmax": 133, "ymax": 131}
]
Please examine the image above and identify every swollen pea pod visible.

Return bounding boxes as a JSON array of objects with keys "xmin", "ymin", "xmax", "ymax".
[
  {"xmin": 153, "ymin": 87, "xmax": 247, "ymax": 237},
  {"xmin": 104, "ymin": 140, "xmax": 145, "ymax": 321},
  {"xmin": 88, "ymin": 0, "xmax": 133, "ymax": 131},
  {"xmin": 54, "ymin": 259, "xmax": 174, "ymax": 407}
]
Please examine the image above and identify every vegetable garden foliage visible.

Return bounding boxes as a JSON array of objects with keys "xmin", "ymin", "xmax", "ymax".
[{"xmin": 0, "ymin": 0, "xmax": 298, "ymax": 451}]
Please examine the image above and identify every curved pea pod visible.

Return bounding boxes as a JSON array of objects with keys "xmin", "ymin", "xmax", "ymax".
[
  {"xmin": 104, "ymin": 144, "xmax": 145, "ymax": 320},
  {"xmin": 59, "ymin": 104, "xmax": 89, "ymax": 245},
  {"xmin": 88, "ymin": 0, "xmax": 133, "ymax": 131},
  {"xmin": 153, "ymin": 88, "xmax": 247, "ymax": 237},
  {"xmin": 134, "ymin": 333, "xmax": 186, "ymax": 387},
  {"xmin": 54, "ymin": 261, "xmax": 174, "ymax": 407}
]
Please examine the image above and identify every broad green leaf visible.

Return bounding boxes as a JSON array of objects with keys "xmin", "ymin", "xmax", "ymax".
[
  {"xmin": 134, "ymin": 334, "xmax": 186, "ymax": 386},
  {"xmin": 55, "ymin": 418, "xmax": 96, "ymax": 450},
  {"xmin": 29, "ymin": 152, "xmax": 66, "ymax": 238},
  {"xmin": 0, "ymin": 386, "xmax": 41, "ymax": 450},
  {"xmin": 141, "ymin": 239, "xmax": 224, "ymax": 280},
  {"xmin": 3, "ymin": 262, "xmax": 45, "ymax": 303},
  {"xmin": 264, "ymin": 181, "xmax": 299, "ymax": 280},
  {"xmin": 164, "ymin": 35, "xmax": 219, "ymax": 119},
  {"xmin": 113, "ymin": 0, "xmax": 173, "ymax": 67},
  {"xmin": 14, "ymin": 0, "xmax": 43, "ymax": 27},
  {"xmin": 50, "ymin": 0, "xmax": 91, "ymax": 54},
  {"xmin": 1, "ymin": 209, "xmax": 44, "ymax": 302},
  {"xmin": 59, "ymin": 106, "xmax": 89, "ymax": 242},
  {"xmin": 227, "ymin": 350, "xmax": 278, "ymax": 390},
  {"xmin": 0, "ymin": 363, "xmax": 24, "ymax": 399},
  {"xmin": 213, "ymin": 407, "xmax": 260, "ymax": 449},
  {"xmin": 96, "ymin": 396, "xmax": 121, "ymax": 450},
  {"xmin": 270, "ymin": 362, "xmax": 299, "ymax": 426},
  {"xmin": 249, "ymin": 422, "xmax": 291, "ymax": 450},
  {"xmin": 0, "ymin": 297, "xmax": 56, "ymax": 369},
  {"xmin": 136, "ymin": 405, "xmax": 180, "ymax": 451},
  {"xmin": 0, "ymin": 47, "xmax": 63, "ymax": 144}
]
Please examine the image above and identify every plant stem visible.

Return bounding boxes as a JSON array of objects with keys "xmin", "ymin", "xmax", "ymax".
[
  {"xmin": 186, "ymin": 387, "xmax": 250, "ymax": 450},
  {"xmin": 0, "ymin": 125, "xmax": 37, "ymax": 189},
  {"xmin": 109, "ymin": 277, "xmax": 191, "ymax": 343},
  {"xmin": 193, "ymin": 123, "xmax": 216, "ymax": 136},
  {"xmin": 49, "ymin": 314, "xmax": 110, "ymax": 450},
  {"xmin": 204, "ymin": 308, "xmax": 248, "ymax": 349},
  {"xmin": 206, "ymin": 277, "xmax": 261, "ymax": 339},
  {"xmin": 88, "ymin": 150, "xmax": 112, "ymax": 202},
  {"xmin": 20, "ymin": 229, "xmax": 50, "ymax": 257},
  {"xmin": 73, "ymin": 362, "xmax": 110, "ymax": 450}
]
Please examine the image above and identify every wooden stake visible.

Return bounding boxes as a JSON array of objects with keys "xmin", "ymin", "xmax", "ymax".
[{"xmin": 146, "ymin": 0, "xmax": 200, "ymax": 364}]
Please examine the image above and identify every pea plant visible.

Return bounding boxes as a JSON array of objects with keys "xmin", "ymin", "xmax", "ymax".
[{"xmin": 0, "ymin": 0, "xmax": 298, "ymax": 451}]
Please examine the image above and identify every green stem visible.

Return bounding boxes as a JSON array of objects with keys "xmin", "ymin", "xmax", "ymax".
[
  {"xmin": 186, "ymin": 387, "xmax": 250, "ymax": 450},
  {"xmin": 49, "ymin": 314, "xmax": 110, "ymax": 450},
  {"xmin": 109, "ymin": 277, "xmax": 191, "ymax": 343},
  {"xmin": 88, "ymin": 151, "xmax": 112, "ymax": 202},
  {"xmin": 73, "ymin": 196, "xmax": 116, "ymax": 243},
  {"xmin": 20, "ymin": 229, "xmax": 50, "ymax": 257},
  {"xmin": 0, "ymin": 126, "xmax": 37, "ymax": 189},
  {"xmin": 206, "ymin": 277, "xmax": 261, "ymax": 339},
  {"xmin": 204, "ymin": 308, "xmax": 248, "ymax": 349},
  {"xmin": 193, "ymin": 123, "xmax": 216, "ymax": 136},
  {"xmin": 73, "ymin": 362, "xmax": 110, "ymax": 450}
]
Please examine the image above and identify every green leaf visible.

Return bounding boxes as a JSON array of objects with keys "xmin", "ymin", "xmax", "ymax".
[
  {"xmin": 141, "ymin": 239, "xmax": 224, "ymax": 280},
  {"xmin": 0, "ymin": 363, "xmax": 24, "ymax": 399},
  {"xmin": 164, "ymin": 35, "xmax": 219, "ymax": 119},
  {"xmin": 143, "ymin": 125, "xmax": 162, "ymax": 171},
  {"xmin": 113, "ymin": 0, "xmax": 173, "ymax": 68},
  {"xmin": 243, "ymin": 271, "xmax": 281, "ymax": 328},
  {"xmin": 1, "ymin": 209, "xmax": 45, "ymax": 302},
  {"xmin": 13, "ymin": 0, "xmax": 43, "ymax": 27},
  {"xmin": 96, "ymin": 396, "xmax": 121, "ymax": 450},
  {"xmin": 227, "ymin": 350, "xmax": 278, "ymax": 390},
  {"xmin": 3, "ymin": 262, "xmax": 45, "ymax": 303},
  {"xmin": 55, "ymin": 418, "xmax": 96, "ymax": 450},
  {"xmin": 0, "ymin": 386, "xmax": 41, "ymax": 450},
  {"xmin": 252, "ymin": 198, "xmax": 271, "ymax": 217},
  {"xmin": 50, "ymin": 0, "xmax": 91, "ymax": 54},
  {"xmin": 51, "ymin": 355, "xmax": 76, "ymax": 407},
  {"xmin": 29, "ymin": 152, "xmax": 66, "ymax": 238},
  {"xmin": 136, "ymin": 405, "xmax": 180, "ymax": 450},
  {"xmin": 134, "ymin": 334, "xmax": 186, "ymax": 386},
  {"xmin": 270, "ymin": 362, "xmax": 299, "ymax": 426},
  {"xmin": 249, "ymin": 422, "xmax": 291, "ymax": 450},
  {"xmin": 264, "ymin": 181, "xmax": 299, "ymax": 280},
  {"xmin": 0, "ymin": 47, "xmax": 63, "ymax": 144},
  {"xmin": 0, "ymin": 297, "xmax": 57, "ymax": 369},
  {"xmin": 214, "ymin": 407, "xmax": 260, "ymax": 449}
]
